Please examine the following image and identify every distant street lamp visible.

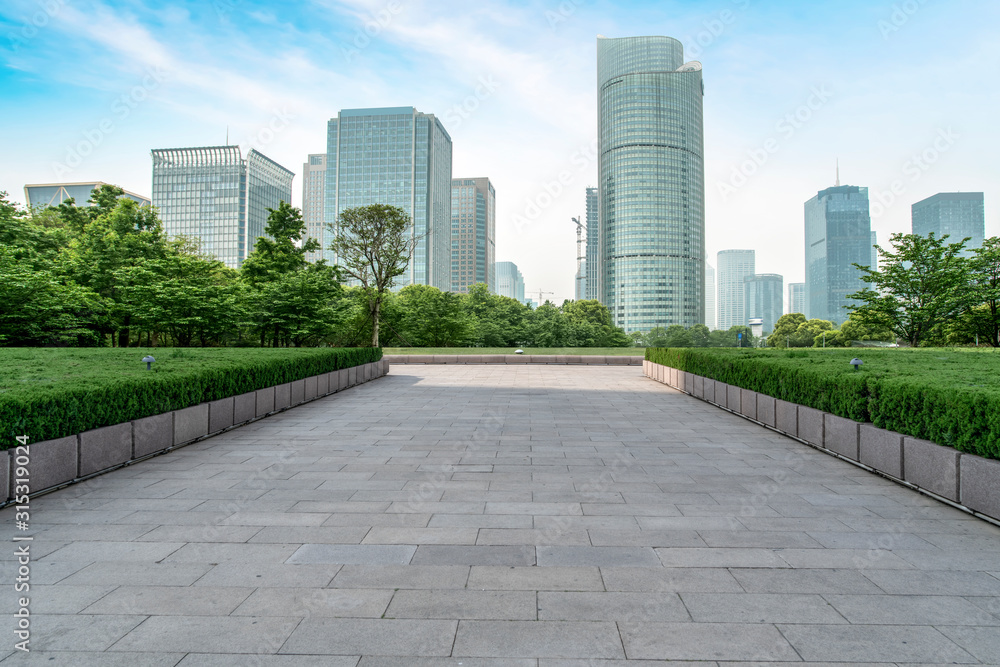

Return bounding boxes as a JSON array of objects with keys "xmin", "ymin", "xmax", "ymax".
[
  {"xmin": 850, "ymin": 358, "xmax": 863, "ymax": 371},
  {"xmin": 142, "ymin": 355, "xmax": 156, "ymax": 371}
]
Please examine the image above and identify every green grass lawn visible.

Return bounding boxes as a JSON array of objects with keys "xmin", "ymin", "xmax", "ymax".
[{"xmin": 383, "ymin": 347, "xmax": 644, "ymax": 356}]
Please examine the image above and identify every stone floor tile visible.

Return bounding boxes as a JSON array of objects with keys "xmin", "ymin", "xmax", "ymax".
[
  {"xmin": 619, "ymin": 622, "xmax": 798, "ymax": 661},
  {"xmin": 0, "ymin": 652, "xmax": 184, "ymax": 666},
  {"xmin": 109, "ymin": 616, "xmax": 301, "ymax": 654},
  {"xmin": 385, "ymin": 589, "xmax": 536, "ymax": 620},
  {"xmin": 453, "ymin": 620, "xmax": 625, "ymax": 659},
  {"xmin": 825, "ymin": 594, "xmax": 1000, "ymax": 625},
  {"xmin": 682, "ymin": 592, "xmax": 847, "ymax": 623},
  {"xmin": 409, "ymin": 545, "xmax": 536, "ymax": 566},
  {"xmin": 601, "ymin": 567, "xmax": 743, "ymax": 593},
  {"xmin": 26, "ymin": 615, "xmax": 146, "ymax": 652},
  {"xmin": 536, "ymin": 546, "xmax": 661, "ymax": 567},
  {"xmin": 331, "ymin": 565, "xmax": 470, "ymax": 589},
  {"xmin": 538, "ymin": 591, "xmax": 688, "ymax": 621},
  {"xmin": 468, "ymin": 566, "xmax": 604, "ymax": 591},
  {"xmin": 280, "ymin": 618, "xmax": 457, "ymax": 656},
  {"xmin": 232, "ymin": 587, "xmax": 393, "ymax": 618},
  {"xmin": 730, "ymin": 567, "xmax": 884, "ymax": 594},
  {"xmin": 287, "ymin": 544, "xmax": 416, "ymax": 565},
  {"xmin": 778, "ymin": 624, "xmax": 976, "ymax": 663}
]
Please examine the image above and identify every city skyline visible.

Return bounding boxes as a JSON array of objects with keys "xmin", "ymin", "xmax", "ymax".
[{"xmin": 2, "ymin": 0, "xmax": 999, "ymax": 305}]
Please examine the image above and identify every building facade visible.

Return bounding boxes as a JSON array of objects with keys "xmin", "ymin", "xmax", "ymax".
[
  {"xmin": 912, "ymin": 192, "xmax": 985, "ymax": 256},
  {"xmin": 326, "ymin": 107, "xmax": 452, "ymax": 291},
  {"xmin": 597, "ymin": 35, "xmax": 705, "ymax": 332},
  {"xmin": 302, "ymin": 154, "xmax": 327, "ymax": 263},
  {"xmin": 787, "ymin": 282, "xmax": 805, "ymax": 315},
  {"xmin": 745, "ymin": 273, "xmax": 783, "ymax": 334},
  {"xmin": 451, "ymin": 177, "xmax": 495, "ymax": 293},
  {"xmin": 151, "ymin": 145, "xmax": 294, "ymax": 269},
  {"xmin": 716, "ymin": 249, "xmax": 755, "ymax": 330},
  {"xmin": 704, "ymin": 263, "xmax": 716, "ymax": 330},
  {"xmin": 804, "ymin": 185, "xmax": 871, "ymax": 325},
  {"xmin": 25, "ymin": 182, "xmax": 150, "ymax": 209},
  {"xmin": 496, "ymin": 261, "xmax": 525, "ymax": 303},
  {"xmin": 585, "ymin": 186, "xmax": 600, "ymax": 301}
]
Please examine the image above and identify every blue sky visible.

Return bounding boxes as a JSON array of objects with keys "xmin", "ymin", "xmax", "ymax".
[{"xmin": 2, "ymin": 0, "xmax": 998, "ymax": 305}]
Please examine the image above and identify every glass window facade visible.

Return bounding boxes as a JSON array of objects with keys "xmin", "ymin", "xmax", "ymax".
[
  {"xmin": 716, "ymin": 249, "xmax": 755, "ymax": 330},
  {"xmin": 911, "ymin": 192, "xmax": 985, "ymax": 258},
  {"xmin": 150, "ymin": 146, "xmax": 292, "ymax": 269},
  {"xmin": 325, "ymin": 107, "xmax": 452, "ymax": 290},
  {"xmin": 787, "ymin": 282, "xmax": 805, "ymax": 315},
  {"xmin": 450, "ymin": 177, "xmax": 496, "ymax": 293},
  {"xmin": 584, "ymin": 186, "xmax": 600, "ymax": 301},
  {"xmin": 744, "ymin": 273, "xmax": 784, "ymax": 334},
  {"xmin": 25, "ymin": 182, "xmax": 150, "ymax": 209},
  {"xmin": 704, "ymin": 263, "xmax": 716, "ymax": 330},
  {"xmin": 495, "ymin": 261, "xmax": 525, "ymax": 303},
  {"xmin": 804, "ymin": 185, "xmax": 871, "ymax": 325},
  {"xmin": 302, "ymin": 154, "xmax": 327, "ymax": 263},
  {"xmin": 598, "ymin": 36, "xmax": 705, "ymax": 332}
]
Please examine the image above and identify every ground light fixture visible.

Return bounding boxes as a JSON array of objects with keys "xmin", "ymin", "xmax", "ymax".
[
  {"xmin": 850, "ymin": 358, "xmax": 863, "ymax": 371},
  {"xmin": 142, "ymin": 355, "xmax": 156, "ymax": 370},
  {"xmin": 515, "ymin": 349, "xmax": 524, "ymax": 354}
]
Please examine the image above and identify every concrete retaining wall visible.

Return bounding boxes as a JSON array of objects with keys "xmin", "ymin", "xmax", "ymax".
[
  {"xmin": 645, "ymin": 360, "xmax": 1000, "ymax": 524},
  {"xmin": 386, "ymin": 354, "xmax": 643, "ymax": 365},
  {"xmin": 5, "ymin": 359, "xmax": 389, "ymax": 504}
]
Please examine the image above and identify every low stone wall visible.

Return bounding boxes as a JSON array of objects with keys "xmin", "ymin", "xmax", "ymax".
[
  {"xmin": 3, "ymin": 359, "xmax": 389, "ymax": 504},
  {"xmin": 644, "ymin": 360, "xmax": 1000, "ymax": 523},
  {"xmin": 386, "ymin": 354, "xmax": 642, "ymax": 365}
]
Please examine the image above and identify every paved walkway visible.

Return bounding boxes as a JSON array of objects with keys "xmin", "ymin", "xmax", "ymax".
[{"xmin": 3, "ymin": 364, "xmax": 1000, "ymax": 665}]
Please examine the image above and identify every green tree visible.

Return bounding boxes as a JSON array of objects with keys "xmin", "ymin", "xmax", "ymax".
[
  {"xmin": 241, "ymin": 201, "xmax": 319, "ymax": 283},
  {"xmin": 966, "ymin": 237, "xmax": 1000, "ymax": 347},
  {"xmin": 330, "ymin": 204, "xmax": 416, "ymax": 347},
  {"xmin": 848, "ymin": 232, "xmax": 971, "ymax": 346},
  {"xmin": 768, "ymin": 313, "xmax": 806, "ymax": 347},
  {"xmin": 464, "ymin": 283, "xmax": 528, "ymax": 346},
  {"xmin": 396, "ymin": 285, "xmax": 475, "ymax": 346},
  {"xmin": 826, "ymin": 312, "xmax": 895, "ymax": 348}
]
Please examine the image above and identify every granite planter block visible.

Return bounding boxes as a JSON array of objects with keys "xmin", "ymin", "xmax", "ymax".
[
  {"xmin": 22, "ymin": 435, "xmax": 77, "ymax": 492},
  {"xmin": 174, "ymin": 404, "xmax": 209, "ymax": 446},
  {"xmin": 582, "ymin": 356, "xmax": 607, "ymax": 364},
  {"xmin": 702, "ymin": 378, "xmax": 715, "ymax": 403},
  {"xmin": 904, "ymin": 436, "xmax": 960, "ymax": 502},
  {"xmin": 679, "ymin": 371, "xmax": 691, "ymax": 393},
  {"xmin": 824, "ymin": 413, "xmax": 860, "ymax": 460},
  {"xmin": 775, "ymin": 400, "xmax": 797, "ymax": 437},
  {"xmin": 798, "ymin": 406, "xmax": 824, "ymax": 446},
  {"xmin": 316, "ymin": 372, "xmax": 329, "ymax": 396},
  {"xmin": 274, "ymin": 383, "xmax": 291, "ymax": 411},
  {"xmin": 566, "ymin": 355, "xmax": 582, "ymax": 365},
  {"xmin": 692, "ymin": 375, "xmax": 705, "ymax": 399},
  {"xmin": 658, "ymin": 364, "xmax": 666, "ymax": 384},
  {"xmin": 383, "ymin": 358, "xmax": 390, "ymax": 373},
  {"xmin": 0, "ymin": 453, "xmax": 8, "ymax": 501},
  {"xmin": 727, "ymin": 384, "xmax": 741, "ymax": 413},
  {"xmin": 348, "ymin": 366, "xmax": 358, "ymax": 387},
  {"xmin": 740, "ymin": 389, "xmax": 756, "ymax": 420},
  {"xmin": 337, "ymin": 369, "xmax": 349, "ymax": 391},
  {"xmin": 463, "ymin": 355, "xmax": 484, "ymax": 364},
  {"xmin": 79, "ymin": 423, "xmax": 132, "ymax": 477},
  {"xmin": 434, "ymin": 355, "xmax": 460, "ymax": 364},
  {"xmin": 208, "ymin": 397, "xmax": 235, "ymax": 434},
  {"xmin": 133, "ymin": 412, "xmax": 173, "ymax": 458},
  {"xmin": 756, "ymin": 394, "xmax": 776, "ymax": 428},
  {"xmin": 483, "ymin": 355, "xmax": 505, "ymax": 364},
  {"xmin": 304, "ymin": 375, "xmax": 318, "ymax": 401},
  {"xmin": 859, "ymin": 425, "xmax": 903, "ymax": 478},
  {"xmin": 233, "ymin": 392, "xmax": 256, "ymax": 425},
  {"xmin": 960, "ymin": 454, "xmax": 1000, "ymax": 520},
  {"xmin": 408, "ymin": 355, "xmax": 433, "ymax": 364},
  {"xmin": 256, "ymin": 386, "xmax": 275, "ymax": 417},
  {"xmin": 607, "ymin": 356, "xmax": 630, "ymax": 365},
  {"xmin": 290, "ymin": 379, "xmax": 305, "ymax": 405},
  {"xmin": 505, "ymin": 355, "xmax": 529, "ymax": 364}
]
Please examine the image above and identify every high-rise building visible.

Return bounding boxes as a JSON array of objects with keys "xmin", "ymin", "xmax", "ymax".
[
  {"xmin": 151, "ymin": 145, "xmax": 293, "ymax": 269},
  {"xmin": 745, "ymin": 274, "xmax": 783, "ymax": 334},
  {"xmin": 788, "ymin": 282, "xmax": 805, "ymax": 315},
  {"xmin": 804, "ymin": 185, "xmax": 872, "ymax": 325},
  {"xmin": 870, "ymin": 230, "xmax": 878, "ymax": 271},
  {"xmin": 705, "ymin": 263, "xmax": 716, "ymax": 330},
  {"xmin": 597, "ymin": 35, "xmax": 705, "ymax": 332},
  {"xmin": 25, "ymin": 182, "xmax": 151, "ymax": 209},
  {"xmin": 302, "ymin": 154, "xmax": 327, "ymax": 263},
  {"xmin": 326, "ymin": 107, "xmax": 452, "ymax": 290},
  {"xmin": 450, "ymin": 177, "xmax": 495, "ymax": 294},
  {"xmin": 584, "ymin": 186, "xmax": 600, "ymax": 301},
  {"xmin": 912, "ymin": 192, "xmax": 985, "ymax": 257},
  {"xmin": 717, "ymin": 250, "xmax": 755, "ymax": 330},
  {"xmin": 496, "ymin": 261, "xmax": 525, "ymax": 303}
]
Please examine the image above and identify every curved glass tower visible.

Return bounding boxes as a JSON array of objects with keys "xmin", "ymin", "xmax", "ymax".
[{"xmin": 597, "ymin": 36, "xmax": 705, "ymax": 331}]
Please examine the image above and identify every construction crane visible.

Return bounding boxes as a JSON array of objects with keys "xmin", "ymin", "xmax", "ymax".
[
  {"xmin": 573, "ymin": 216, "xmax": 586, "ymax": 300},
  {"xmin": 529, "ymin": 289, "xmax": 554, "ymax": 307}
]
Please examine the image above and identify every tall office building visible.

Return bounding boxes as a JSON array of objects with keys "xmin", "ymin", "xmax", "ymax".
[
  {"xmin": 496, "ymin": 261, "xmax": 525, "ymax": 303},
  {"xmin": 717, "ymin": 250, "xmax": 755, "ymax": 330},
  {"xmin": 151, "ymin": 146, "xmax": 293, "ymax": 269},
  {"xmin": 584, "ymin": 186, "xmax": 600, "ymax": 301},
  {"xmin": 326, "ymin": 107, "xmax": 452, "ymax": 290},
  {"xmin": 804, "ymin": 185, "xmax": 872, "ymax": 325},
  {"xmin": 597, "ymin": 35, "xmax": 705, "ymax": 332},
  {"xmin": 788, "ymin": 282, "xmax": 805, "ymax": 315},
  {"xmin": 912, "ymin": 192, "xmax": 985, "ymax": 256},
  {"xmin": 870, "ymin": 231, "xmax": 878, "ymax": 271},
  {"xmin": 745, "ymin": 274, "xmax": 783, "ymax": 334},
  {"xmin": 25, "ymin": 182, "xmax": 150, "ymax": 209},
  {"xmin": 705, "ymin": 263, "xmax": 716, "ymax": 330},
  {"xmin": 302, "ymin": 154, "xmax": 327, "ymax": 263},
  {"xmin": 451, "ymin": 178, "xmax": 495, "ymax": 293}
]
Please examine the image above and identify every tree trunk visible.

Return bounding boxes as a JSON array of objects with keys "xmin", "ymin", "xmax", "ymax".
[{"xmin": 371, "ymin": 298, "xmax": 381, "ymax": 348}]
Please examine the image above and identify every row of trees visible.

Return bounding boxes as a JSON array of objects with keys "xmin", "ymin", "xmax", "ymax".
[{"xmin": 0, "ymin": 188, "xmax": 630, "ymax": 348}]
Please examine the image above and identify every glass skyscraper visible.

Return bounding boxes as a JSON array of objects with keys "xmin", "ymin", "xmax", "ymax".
[
  {"xmin": 326, "ymin": 107, "xmax": 452, "ymax": 291},
  {"xmin": 451, "ymin": 177, "xmax": 495, "ymax": 293},
  {"xmin": 496, "ymin": 261, "xmax": 525, "ymax": 303},
  {"xmin": 717, "ymin": 249, "xmax": 755, "ymax": 330},
  {"xmin": 804, "ymin": 185, "xmax": 872, "ymax": 325},
  {"xmin": 597, "ymin": 35, "xmax": 705, "ymax": 332},
  {"xmin": 302, "ymin": 154, "xmax": 327, "ymax": 263},
  {"xmin": 151, "ymin": 145, "xmax": 293, "ymax": 269},
  {"xmin": 787, "ymin": 282, "xmax": 805, "ymax": 315},
  {"xmin": 912, "ymin": 192, "xmax": 985, "ymax": 257},
  {"xmin": 24, "ymin": 182, "xmax": 150, "ymax": 209},
  {"xmin": 745, "ymin": 273, "xmax": 784, "ymax": 334},
  {"xmin": 584, "ymin": 186, "xmax": 600, "ymax": 301},
  {"xmin": 704, "ymin": 263, "xmax": 716, "ymax": 330}
]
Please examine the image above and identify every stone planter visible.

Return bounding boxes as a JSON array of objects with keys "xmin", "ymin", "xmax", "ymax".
[
  {"xmin": 859, "ymin": 425, "xmax": 903, "ymax": 478},
  {"xmin": 79, "ymin": 423, "xmax": 132, "ymax": 477},
  {"xmin": 824, "ymin": 414, "xmax": 860, "ymax": 461},
  {"xmin": 904, "ymin": 437, "xmax": 961, "ymax": 502}
]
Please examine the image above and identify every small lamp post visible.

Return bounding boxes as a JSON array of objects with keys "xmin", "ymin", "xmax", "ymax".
[
  {"xmin": 142, "ymin": 355, "xmax": 156, "ymax": 371},
  {"xmin": 515, "ymin": 349, "xmax": 524, "ymax": 355},
  {"xmin": 850, "ymin": 358, "xmax": 863, "ymax": 372}
]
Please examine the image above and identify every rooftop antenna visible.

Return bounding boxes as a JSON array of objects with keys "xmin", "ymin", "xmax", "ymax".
[{"xmin": 835, "ymin": 158, "xmax": 840, "ymax": 187}]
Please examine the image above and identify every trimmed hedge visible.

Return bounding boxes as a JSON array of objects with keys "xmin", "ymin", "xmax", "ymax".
[
  {"xmin": 646, "ymin": 347, "xmax": 1000, "ymax": 460},
  {"xmin": 1, "ymin": 347, "xmax": 382, "ymax": 447}
]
